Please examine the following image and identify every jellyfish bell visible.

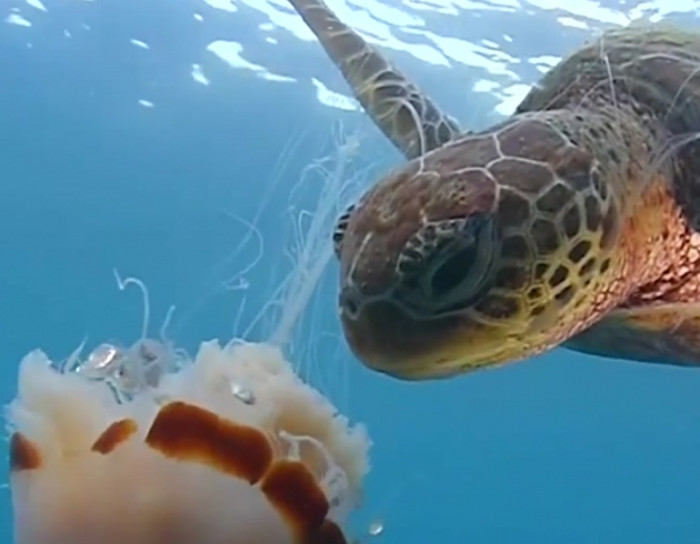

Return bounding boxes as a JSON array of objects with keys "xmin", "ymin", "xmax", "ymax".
[
  {"xmin": 8, "ymin": 339, "xmax": 369, "ymax": 544},
  {"xmin": 5, "ymin": 136, "xmax": 372, "ymax": 544}
]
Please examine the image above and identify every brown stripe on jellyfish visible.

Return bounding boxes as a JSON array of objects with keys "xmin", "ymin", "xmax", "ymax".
[
  {"xmin": 302, "ymin": 519, "xmax": 348, "ymax": 544},
  {"xmin": 145, "ymin": 400, "xmax": 274, "ymax": 484},
  {"xmin": 260, "ymin": 459, "xmax": 330, "ymax": 533},
  {"xmin": 260, "ymin": 459, "xmax": 350, "ymax": 544},
  {"xmin": 9, "ymin": 432, "xmax": 42, "ymax": 472},
  {"xmin": 91, "ymin": 419, "xmax": 139, "ymax": 454}
]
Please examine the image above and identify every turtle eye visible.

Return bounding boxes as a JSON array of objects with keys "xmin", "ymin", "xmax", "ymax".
[
  {"xmin": 430, "ymin": 243, "xmax": 479, "ymax": 295},
  {"xmin": 333, "ymin": 204, "xmax": 355, "ymax": 259},
  {"xmin": 397, "ymin": 214, "xmax": 499, "ymax": 315},
  {"xmin": 426, "ymin": 215, "xmax": 499, "ymax": 312}
]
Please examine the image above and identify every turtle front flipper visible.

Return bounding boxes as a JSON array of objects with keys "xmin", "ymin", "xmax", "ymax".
[
  {"xmin": 564, "ymin": 303, "xmax": 700, "ymax": 367},
  {"xmin": 287, "ymin": 0, "xmax": 461, "ymax": 159}
]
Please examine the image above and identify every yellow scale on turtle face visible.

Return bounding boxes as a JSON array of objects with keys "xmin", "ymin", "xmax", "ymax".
[{"xmin": 286, "ymin": 0, "xmax": 700, "ymax": 379}]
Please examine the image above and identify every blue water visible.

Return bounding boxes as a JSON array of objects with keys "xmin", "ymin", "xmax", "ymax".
[{"xmin": 3, "ymin": 0, "xmax": 700, "ymax": 542}]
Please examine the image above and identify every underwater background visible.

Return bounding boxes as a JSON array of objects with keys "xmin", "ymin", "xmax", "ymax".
[{"xmin": 3, "ymin": 0, "xmax": 700, "ymax": 542}]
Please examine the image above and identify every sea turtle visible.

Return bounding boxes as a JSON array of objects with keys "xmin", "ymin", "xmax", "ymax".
[{"xmin": 287, "ymin": 0, "xmax": 700, "ymax": 380}]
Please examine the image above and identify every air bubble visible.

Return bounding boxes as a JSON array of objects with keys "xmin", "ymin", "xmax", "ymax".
[
  {"xmin": 75, "ymin": 343, "xmax": 124, "ymax": 380},
  {"xmin": 230, "ymin": 382, "xmax": 256, "ymax": 405},
  {"xmin": 368, "ymin": 520, "xmax": 384, "ymax": 536}
]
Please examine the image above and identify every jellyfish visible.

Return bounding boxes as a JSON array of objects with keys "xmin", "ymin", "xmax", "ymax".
[{"xmin": 5, "ymin": 133, "xmax": 372, "ymax": 544}]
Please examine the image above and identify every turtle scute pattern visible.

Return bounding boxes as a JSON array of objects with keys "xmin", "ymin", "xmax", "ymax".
[
  {"xmin": 339, "ymin": 106, "xmax": 646, "ymax": 340},
  {"xmin": 519, "ymin": 26, "xmax": 700, "ymax": 230},
  {"xmin": 336, "ymin": 95, "xmax": 679, "ymax": 380},
  {"xmin": 469, "ymin": 117, "xmax": 616, "ymax": 326}
]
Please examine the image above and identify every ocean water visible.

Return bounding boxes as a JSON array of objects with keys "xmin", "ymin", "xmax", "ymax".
[{"xmin": 3, "ymin": 0, "xmax": 700, "ymax": 542}]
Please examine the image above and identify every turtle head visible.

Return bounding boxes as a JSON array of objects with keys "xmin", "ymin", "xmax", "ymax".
[{"xmin": 335, "ymin": 117, "xmax": 619, "ymax": 380}]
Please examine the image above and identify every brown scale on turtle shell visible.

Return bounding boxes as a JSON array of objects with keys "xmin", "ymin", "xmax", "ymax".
[{"xmin": 287, "ymin": 0, "xmax": 700, "ymax": 379}]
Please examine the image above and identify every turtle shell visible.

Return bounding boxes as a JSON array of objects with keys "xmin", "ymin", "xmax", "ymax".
[{"xmin": 517, "ymin": 25, "xmax": 700, "ymax": 229}]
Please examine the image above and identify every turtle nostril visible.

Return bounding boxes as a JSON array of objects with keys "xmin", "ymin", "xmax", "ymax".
[{"xmin": 340, "ymin": 286, "xmax": 362, "ymax": 319}]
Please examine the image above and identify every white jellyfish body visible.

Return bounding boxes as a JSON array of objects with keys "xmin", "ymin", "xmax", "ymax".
[
  {"xmin": 8, "ymin": 339, "xmax": 370, "ymax": 544},
  {"xmin": 5, "ymin": 135, "xmax": 371, "ymax": 544}
]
